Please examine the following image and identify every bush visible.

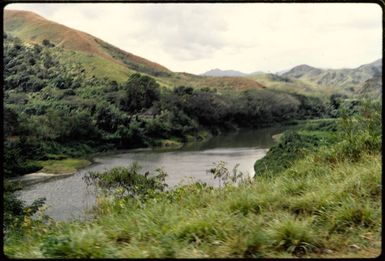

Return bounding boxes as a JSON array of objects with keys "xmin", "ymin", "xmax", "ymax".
[
  {"xmin": 18, "ymin": 161, "xmax": 44, "ymax": 175},
  {"xmin": 322, "ymin": 99, "xmax": 382, "ymax": 163},
  {"xmin": 3, "ymin": 182, "xmax": 46, "ymax": 234},
  {"xmin": 83, "ymin": 163, "xmax": 168, "ymax": 200},
  {"xmin": 120, "ymin": 73, "xmax": 160, "ymax": 113},
  {"xmin": 254, "ymin": 131, "xmax": 328, "ymax": 176},
  {"xmin": 3, "ymin": 140, "xmax": 44, "ymax": 177}
]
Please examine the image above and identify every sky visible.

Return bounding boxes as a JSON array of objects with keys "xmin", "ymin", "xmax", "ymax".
[{"xmin": 5, "ymin": 3, "xmax": 383, "ymax": 74}]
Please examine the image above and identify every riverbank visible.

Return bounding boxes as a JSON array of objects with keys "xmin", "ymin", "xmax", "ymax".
[
  {"xmin": 11, "ymin": 158, "xmax": 92, "ymax": 186},
  {"xmin": 13, "ymin": 120, "xmax": 322, "ymax": 189}
]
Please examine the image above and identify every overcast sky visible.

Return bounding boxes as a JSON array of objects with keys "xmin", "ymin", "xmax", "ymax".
[{"xmin": 5, "ymin": 3, "xmax": 382, "ymax": 74}]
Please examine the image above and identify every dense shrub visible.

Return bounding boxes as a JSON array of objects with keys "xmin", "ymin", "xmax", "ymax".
[
  {"xmin": 254, "ymin": 130, "xmax": 331, "ymax": 176},
  {"xmin": 83, "ymin": 163, "xmax": 168, "ymax": 200},
  {"xmin": 255, "ymin": 99, "xmax": 381, "ymax": 176},
  {"xmin": 120, "ymin": 73, "xmax": 160, "ymax": 113}
]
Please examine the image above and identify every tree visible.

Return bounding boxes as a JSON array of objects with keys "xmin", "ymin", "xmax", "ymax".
[
  {"xmin": 42, "ymin": 39, "xmax": 54, "ymax": 47},
  {"xmin": 4, "ymin": 107, "xmax": 19, "ymax": 138},
  {"xmin": 120, "ymin": 73, "xmax": 160, "ymax": 113}
]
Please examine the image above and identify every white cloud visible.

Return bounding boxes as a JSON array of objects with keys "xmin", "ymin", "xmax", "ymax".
[{"xmin": 5, "ymin": 3, "xmax": 382, "ymax": 74}]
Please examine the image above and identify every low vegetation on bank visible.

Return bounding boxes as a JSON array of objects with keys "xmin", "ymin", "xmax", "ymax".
[
  {"xmin": 34, "ymin": 158, "xmax": 91, "ymax": 174},
  {"xmin": 4, "ymin": 100, "xmax": 381, "ymax": 258}
]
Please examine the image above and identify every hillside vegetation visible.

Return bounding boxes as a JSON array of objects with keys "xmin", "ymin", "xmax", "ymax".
[
  {"xmin": 3, "ymin": 100, "xmax": 381, "ymax": 258},
  {"xmin": 3, "ymin": 9, "xmax": 267, "ymax": 92},
  {"xmin": 4, "ymin": 9, "xmax": 171, "ymax": 76},
  {"xmin": 3, "ymin": 33, "xmax": 332, "ymax": 178}
]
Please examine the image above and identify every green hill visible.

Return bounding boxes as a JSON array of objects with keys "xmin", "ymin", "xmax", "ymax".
[
  {"xmin": 4, "ymin": 9, "xmax": 266, "ymax": 92},
  {"xmin": 4, "ymin": 10, "xmax": 171, "ymax": 76}
]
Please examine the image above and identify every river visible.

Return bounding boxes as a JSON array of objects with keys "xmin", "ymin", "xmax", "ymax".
[{"xmin": 17, "ymin": 127, "xmax": 285, "ymax": 221}]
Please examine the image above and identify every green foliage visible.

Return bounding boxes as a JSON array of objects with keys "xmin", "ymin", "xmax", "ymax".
[
  {"xmin": 254, "ymin": 129, "xmax": 334, "ymax": 176},
  {"xmin": 4, "ymin": 106, "xmax": 20, "ymax": 137},
  {"xmin": 3, "ymin": 179, "xmax": 46, "ymax": 234},
  {"xmin": 42, "ymin": 39, "xmax": 54, "ymax": 47},
  {"xmin": 329, "ymin": 93, "xmax": 348, "ymax": 117},
  {"xmin": 269, "ymin": 218, "xmax": 320, "ymax": 256},
  {"xmin": 4, "ymin": 140, "xmax": 44, "ymax": 177},
  {"xmin": 291, "ymin": 93, "xmax": 328, "ymax": 119},
  {"xmin": 83, "ymin": 163, "xmax": 168, "ymax": 200},
  {"xmin": 40, "ymin": 226, "xmax": 114, "ymax": 258},
  {"xmin": 255, "ymin": 99, "xmax": 381, "ymax": 177},
  {"xmin": 36, "ymin": 158, "xmax": 91, "ymax": 174},
  {"xmin": 225, "ymin": 190, "xmax": 261, "ymax": 216},
  {"xmin": 321, "ymin": 99, "xmax": 381, "ymax": 163},
  {"xmin": 332, "ymin": 198, "xmax": 378, "ymax": 232},
  {"xmin": 120, "ymin": 73, "xmax": 161, "ymax": 113}
]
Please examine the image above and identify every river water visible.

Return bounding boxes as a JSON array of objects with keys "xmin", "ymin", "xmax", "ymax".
[{"xmin": 17, "ymin": 127, "xmax": 285, "ymax": 221}]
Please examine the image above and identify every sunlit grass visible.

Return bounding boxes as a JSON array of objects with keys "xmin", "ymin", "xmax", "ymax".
[{"xmin": 36, "ymin": 158, "xmax": 91, "ymax": 174}]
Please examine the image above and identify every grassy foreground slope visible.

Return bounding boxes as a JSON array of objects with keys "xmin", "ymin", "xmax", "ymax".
[{"xmin": 4, "ymin": 100, "xmax": 381, "ymax": 258}]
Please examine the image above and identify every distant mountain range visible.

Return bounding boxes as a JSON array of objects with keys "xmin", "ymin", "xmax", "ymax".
[
  {"xmin": 282, "ymin": 59, "xmax": 382, "ymax": 90},
  {"xmin": 201, "ymin": 69, "xmax": 247, "ymax": 77},
  {"xmin": 201, "ymin": 69, "xmax": 265, "ymax": 77},
  {"xmin": 202, "ymin": 59, "xmax": 382, "ymax": 95}
]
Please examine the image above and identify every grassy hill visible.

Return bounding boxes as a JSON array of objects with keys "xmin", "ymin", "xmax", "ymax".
[
  {"xmin": 4, "ymin": 10, "xmax": 171, "ymax": 75},
  {"xmin": 357, "ymin": 76, "xmax": 382, "ymax": 98},
  {"xmin": 246, "ymin": 59, "xmax": 382, "ymax": 97},
  {"xmin": 4, "ymin": 9, "xmax": 266, "ymax": 92},
  {"xmin": 200, "ymin": 61, "xmax": 382, "ymax": 97}
]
